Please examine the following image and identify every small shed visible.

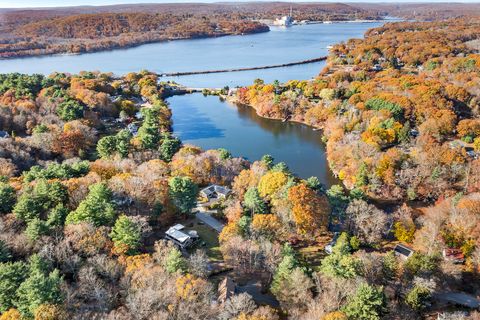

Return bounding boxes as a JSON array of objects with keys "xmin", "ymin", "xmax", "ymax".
[
  {"xmin": 217, "ymin": 277, "xmax": 236, "ymax": 304},
  {"xmin": 443, "ymin": 248, "xmax": 465, "ymax": 264},
  {"xmin": 394, "ymin": 244, "xmax": 414, "ymax": 259}
]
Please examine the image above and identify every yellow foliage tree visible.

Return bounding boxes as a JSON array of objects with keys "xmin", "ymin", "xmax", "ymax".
[
  {"xmin": 258, "ymin": 171, "xmax": 288, "ymax": 198},
  {"xmin": 251, "ymin": 214, "xmax": 282, "ymax": 240},
  {"xmin": 219, "ymin": 222, "xmax": 240, "ymax": 243},
  {"xmin": 393, "ymin": 221, "xmax": 416, "ymax": 243},
  {"xmin": 175, "ymin": 274, "xmax": 208, "ymax": 301},
  {"xmin": 34, "ymin": 304, "xmax": 67, "ymax": 320},
  {"xmin": 0, "ymin": 309, "xmax": 21, "ymax": 320},
  {"xmin": 322, "ymin": 311, "xmax": 348, "ymax": 320}
]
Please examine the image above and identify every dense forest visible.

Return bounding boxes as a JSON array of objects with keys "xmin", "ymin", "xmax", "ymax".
[
  {"xmin": 0, "ymin": 2, "xmax": 381, "ymax": 59},
  {"xmin": 236, "ymin": 17, "xmax": 480, "ymax": 202}
]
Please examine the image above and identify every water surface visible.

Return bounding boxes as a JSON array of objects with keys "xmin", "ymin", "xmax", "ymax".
[
  {"xmin": 0, "ymin": 22, "xmax": 382, "ymax": 87},
  {"xmin": 169, "ymin": 93, "xmax": 338, "ymax": 185}
]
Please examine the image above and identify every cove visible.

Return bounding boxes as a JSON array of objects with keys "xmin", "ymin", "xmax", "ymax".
[{"xmin": 169, "ymin": 93, "xmax": 338, "ymax": 186}]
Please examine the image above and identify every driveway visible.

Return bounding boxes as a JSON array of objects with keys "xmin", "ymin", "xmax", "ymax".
[{"xmin": 196, "ymin": 211, "xmax": 225, "ymax": 233}]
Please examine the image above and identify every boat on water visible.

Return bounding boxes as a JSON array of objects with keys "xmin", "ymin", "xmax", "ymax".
[
  {"xmin": 326, "ymin": 45, "xmax": 334, "ymax": 49},
  {"xmin": 273, "ymin": 6, "xmax": 293, "ymax": 27}
]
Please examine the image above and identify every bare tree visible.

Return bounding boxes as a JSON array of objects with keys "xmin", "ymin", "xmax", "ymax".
[
  {"xmin": 188, "ymin": 250, "xmax": 210, "ymax": 278},
  {"xmin": 345, "ymin": 199, "xmax": 388, "ymax": 245},
  {"xmin": 220, "ymin": 293, "xmax": 257, "ymax": 320}
]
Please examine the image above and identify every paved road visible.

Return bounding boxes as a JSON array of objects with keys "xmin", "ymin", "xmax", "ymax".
[
  {"xmin": 433, "ymin": 292, "xmax": 480, "ymax": 308},
  {"xmin": 196, "ymin": 211, "xmax": 225, "ymax": 233}
]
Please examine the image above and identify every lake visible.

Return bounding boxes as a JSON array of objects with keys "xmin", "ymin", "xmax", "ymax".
[
  {"xmin": 0, "ymin": 21, "xmax": 384, "ymax": 185},
  {"xmin": 169, "ymin": 93, "xmax": 338, "ymax": 183}
]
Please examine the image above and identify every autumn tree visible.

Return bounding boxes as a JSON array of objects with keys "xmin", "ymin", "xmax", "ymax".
[
  {"xmin": 251, "ymin": 214, "xmax": 282, "ymax": 240},
  {"xmin": 258, "ymin": 171, "xmax": 288, "ymax": 198},
  {"xmin": 345, "ymin": 200, "xmax": 388, "ymax": 246},
  {"xmin": 288, "ymin": 184, "xmax": 330, "ymax": 235}
]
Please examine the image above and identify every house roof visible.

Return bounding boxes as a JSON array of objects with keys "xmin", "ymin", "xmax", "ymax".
[
  {"xmin": 394, "ymin": 244, "xmax": 414, "ymax": 257},
  {"xmin": 165, "ymin": 224, "xmax": 191, "ymax": 243},
  {"xmin": 443, "ymin": 248, "xmax": 465, "ymax": 261},
  {"xmin": 200, "ymin": 185, "xmax": 231, "ymax": 197}
]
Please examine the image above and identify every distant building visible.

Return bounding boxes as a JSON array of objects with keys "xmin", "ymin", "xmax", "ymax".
[
  {"xmin": 274, "ymin": 6, "xmax": 293, "ymax": 27},
  {"xmin": 165, "ymin": 224, "xmax": 199, "ymax": 249},
  {"xmin": 274, "ymin": 15, "xmax": 293, "ymax": 27},
  {"xmin": 200, "ymin": 185, "xmax": 231, "ymax": 200},
  {"xmin": 443, "ymin": 248, "xmax": 465, "ymax": 264},
  {"xmin": 394, "ymin": 244, "xmax": 414, "ymax": 259},
  {"xmin": 217, "ymin": 277, "xmax": 236, "ymax": 304}
]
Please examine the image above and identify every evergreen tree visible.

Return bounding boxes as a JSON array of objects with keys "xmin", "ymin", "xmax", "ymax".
[
  {"xmin": 165, "ymin": 248, "xmax": 187, "ymax": 274},
  {"xmin": 15, "ymin": 255, "xmax": 63, "ymax": 317},
  {"xmin": 343, "ymin": 283, "xmax": 386, "ymax": 320},
  {"xmin": 66, "ymin": 183, "xmax": 116, "ymax": 226},
  {"xmin": 405, "ymin": 285, "xmax": 431, "ymax": 310},
  {"xmin": 97, "ymin": 135, "xmax": 119, "ymax": 159},
  {"xmin": 218, "ymin": 148, "xmax": 232, "ymax": 160},
  {"xmin": 0, "ymin": 240, "xmax": 11, "ymax": 263},
  {"xmin": 110, "ymin": 215, "xmax": 142, "ymax": 255},
  {"xmin": 13, "ymin": 180, "xmax": 67, "ymax": 223},
  {"xmin": 0, "ymin": 261, "xmax": 27, "ymax": 313},
  {"xmin": 271, "ymin": 254, "xmax": 299, "ymax": 295},
  {"xmin": 243, "ymin": 187, "xmax": 267, "ymax": 215},
  {"xmin": 25, "ymin": 218, "xmax": 49, "ymax": 241},
  {"xmin": 56, "ymin": 99, "xmax": 84, "ymax": 121},
  {"xmin": 0, "ymin": 182, "xmax": 15, "ymax": 214},
  {"xmin": 160, "ymin": 135, "xmax": 181, "ymax": 162},
  {"xmin": 261, "ymin": 154, "xmax": 274, "ymax": 168},
  {"xmin": 168, "ymin": 177, "xmax": 198, "ymax": 214}
]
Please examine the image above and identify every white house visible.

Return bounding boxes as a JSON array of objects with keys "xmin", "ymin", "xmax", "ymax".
[{"xmin": 200, "ymin": 185, "xmax": 231, "ymax": 200}]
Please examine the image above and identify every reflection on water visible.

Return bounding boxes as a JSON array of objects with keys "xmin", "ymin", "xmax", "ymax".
[{"xmin": 169, "ymin": 93, "xmax": 338, "ymax": 186}]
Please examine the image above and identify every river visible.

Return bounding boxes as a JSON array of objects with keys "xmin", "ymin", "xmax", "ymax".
[{"xmin": 0, "ymin": 22, "xmax": 384, "ymax": 185}]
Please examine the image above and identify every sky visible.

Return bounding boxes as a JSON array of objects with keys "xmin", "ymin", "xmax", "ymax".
[{"xmin": 1, "ymin": 0, "xmax": 479, "ymax": 9}]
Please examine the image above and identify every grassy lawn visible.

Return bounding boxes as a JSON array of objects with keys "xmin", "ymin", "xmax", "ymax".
[{"xmin": 190, "ymin": 220, "xmax": 223, "ymax": 262}]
